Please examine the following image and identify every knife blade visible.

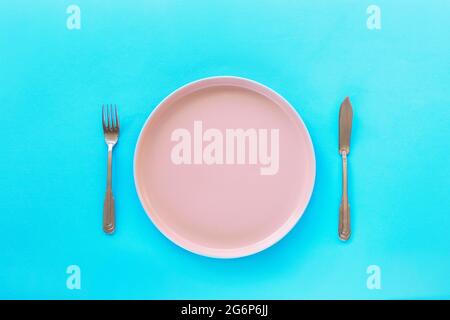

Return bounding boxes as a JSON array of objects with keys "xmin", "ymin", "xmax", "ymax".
[{"xmin": 339, "ymin": 97, "xmax": 353, "ymax": 154}]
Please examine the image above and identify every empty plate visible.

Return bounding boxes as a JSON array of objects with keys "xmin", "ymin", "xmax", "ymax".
[{"xmin": 134, "ymin": 76, "xmax": 315, "ymax": 258}]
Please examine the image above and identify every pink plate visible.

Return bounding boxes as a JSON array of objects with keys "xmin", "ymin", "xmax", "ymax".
[{"xmin": 134, "ymin": 77, "xmax": 315, "ymax": 258}]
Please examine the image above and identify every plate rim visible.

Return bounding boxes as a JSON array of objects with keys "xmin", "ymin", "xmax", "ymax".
[{"xmin": 133, "ymin": 76, "xmax": 316, "ymax": 258}]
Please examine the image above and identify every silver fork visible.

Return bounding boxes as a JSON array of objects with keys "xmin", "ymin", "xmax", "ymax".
[{"xmin": 102, "ymin": 104, "xmax": 120, "ymax": 234}]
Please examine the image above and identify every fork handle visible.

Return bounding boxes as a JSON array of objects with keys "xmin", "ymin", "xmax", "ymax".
[
  {"xmin": 339, "ymin": 151, "xmax": 351, "ymax": 240},
  {"xmin": 103, "ymin": 146, "xmax": 115, "ymax": 234}
]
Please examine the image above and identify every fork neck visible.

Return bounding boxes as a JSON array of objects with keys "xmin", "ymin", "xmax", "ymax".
[{"xmin": 106, "ymin": 144, "xmax": 113, "ymax": 188}]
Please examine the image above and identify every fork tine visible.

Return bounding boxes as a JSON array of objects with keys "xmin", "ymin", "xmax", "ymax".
[
  {"xmin": 109, "ymin": 104, "xmax": 116, "ymax": 131},
  {"xmin": 114, "ymin": 104, "xmax": 119, "ymax": 130},
  {"xmin": 107, "ymin": 104, "xmax": 112, "ymax": 130},
  {"xmin": 110, "ymin": 104, "xmax": 115, "ymax": 130}
]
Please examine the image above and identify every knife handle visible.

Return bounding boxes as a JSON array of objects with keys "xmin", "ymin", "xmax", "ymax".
[{"xmin": 339, "ymin": 151, "xmax": 351, "ymax": 241}]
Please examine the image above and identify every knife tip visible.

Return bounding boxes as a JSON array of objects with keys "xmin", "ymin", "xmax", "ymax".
[{"xmin": 341, "ymin": 96, "xmax": 353, "ymax": 110}]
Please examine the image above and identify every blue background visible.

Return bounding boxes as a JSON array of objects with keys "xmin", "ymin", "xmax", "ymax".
[{"xmin": 0, "ymin": 0, "xmax": 449, "ymax": 299}]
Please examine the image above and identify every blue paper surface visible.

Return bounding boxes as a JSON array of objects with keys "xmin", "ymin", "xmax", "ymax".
[{"xmin": 0, "ymin": 0, "xmax": 449, "ymax": 299}]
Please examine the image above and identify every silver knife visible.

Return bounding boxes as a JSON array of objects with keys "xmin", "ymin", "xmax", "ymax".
[{"xmin": 338, "ymin": 97, "xmax": 353, "ymax": 241}]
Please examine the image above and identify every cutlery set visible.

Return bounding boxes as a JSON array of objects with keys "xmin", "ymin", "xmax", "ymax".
[{"xmin": 101, "ymin": 78, "xmax": 355, "ymax": 251}]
